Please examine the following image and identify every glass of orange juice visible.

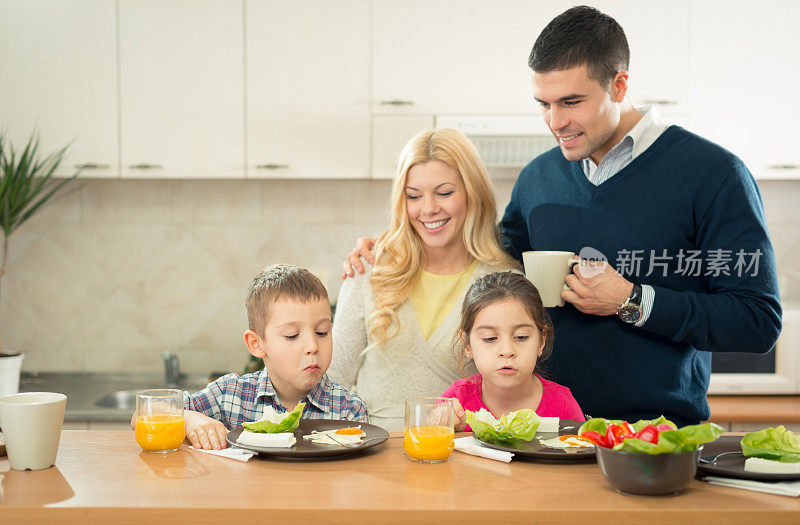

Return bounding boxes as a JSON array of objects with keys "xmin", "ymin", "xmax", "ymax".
[
  {"xmin": 135, "ymin": 389, "xmax": 185, "ymax": 453},
  {"xmin": 403, "ymin": 397, "xmax": 455, "ymax": 463}
]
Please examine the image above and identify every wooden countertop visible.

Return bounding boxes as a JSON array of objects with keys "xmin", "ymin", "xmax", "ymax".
[
  {"xmin": 708, "ymin": 395, "xmax": 800, "ymax": 423},
  {"xmin": 1, "ymin": 431, "xmax": 799, "ymax": 524}
]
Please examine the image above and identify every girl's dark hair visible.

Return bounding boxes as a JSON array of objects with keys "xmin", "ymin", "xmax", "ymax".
[
  {"xmin": 528, "ymin": 5, "xmax": 629, "ymax": 89},
  {"xmin": 456, "ymin": 272, "xmax": 554, "ymax": 376}
]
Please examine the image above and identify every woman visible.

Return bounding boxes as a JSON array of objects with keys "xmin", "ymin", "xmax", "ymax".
[{"xmin": 328, "ymin": 128, "xmax": 519, "ymax": 431}]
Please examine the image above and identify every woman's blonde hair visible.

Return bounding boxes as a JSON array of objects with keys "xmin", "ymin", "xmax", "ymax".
[{"xmin": 367, "ymin": 128, "xmax": 519, "ymax": 344}]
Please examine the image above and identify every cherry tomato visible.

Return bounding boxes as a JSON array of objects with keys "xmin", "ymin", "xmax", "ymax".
[{"xmin": 633, "ymin": 424, "xmax": 660, "ymax": 444}]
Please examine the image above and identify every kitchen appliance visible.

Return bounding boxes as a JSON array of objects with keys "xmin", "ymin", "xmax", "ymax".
[
  {"xmin": 708, "ymin": 303, "xmax": 800, "ymax": 394},
  {"xmin": 435, "ymin": 115, "xmax": 554, "ymax": 169},
  {"xmin": 435, "ymin": 111, "xmax": 686, "ymax": 171}
]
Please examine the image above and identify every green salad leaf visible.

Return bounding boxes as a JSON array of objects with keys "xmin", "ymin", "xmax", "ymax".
[
  {"xmin": 466, "ymin": 408, "xmax": 540, "ymax": 442},
  {"xmin": 579, "ymin": 416, "xmax": 677, "ymax": 436},
  {"xmin": 631, "ymin": 416, "xmax": 676, "ymax": 432},
  {"xmin": 740, "ymin": 426, "xmax": 800, "ymax": 463},
  {"xmin": 243, "ymin": 402, "xmax": 305, "ymax": 433},
  {"xmin": 615, "ymin": 422, "xmax": 724, "ymax": 454},
  {"xmin": 578, "ymin": 418, "xmax": 624, "ymax": 436}
]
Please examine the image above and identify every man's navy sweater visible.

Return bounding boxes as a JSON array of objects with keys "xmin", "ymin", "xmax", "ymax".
[{"xmin": 500, "ymin": 125, "xmax": 782, "ymax": 426}]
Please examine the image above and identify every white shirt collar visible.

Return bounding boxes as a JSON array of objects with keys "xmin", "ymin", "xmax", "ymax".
[
  {"xmin": 583, "ymin": 105, "xmax": 669, "ymax": 171},
  {"xmin": 629, "ymin": 106, "xmax": 667, "ymax": 158}
]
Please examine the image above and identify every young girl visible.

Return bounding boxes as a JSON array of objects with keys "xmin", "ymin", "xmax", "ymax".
[{"xmin": 442, "ymin": 271, "xmax": 584, "ymax": 431}]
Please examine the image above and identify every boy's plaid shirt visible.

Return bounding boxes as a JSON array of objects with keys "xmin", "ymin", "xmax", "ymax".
[{"xmin": 184, "ymin": 369, "xmax": 369, "ymax": 429}]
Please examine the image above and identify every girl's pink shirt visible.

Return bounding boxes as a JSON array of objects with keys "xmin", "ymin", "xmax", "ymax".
[{"xmin": 442, "ymin": 374, "xmax": 585, "ymax": 431}]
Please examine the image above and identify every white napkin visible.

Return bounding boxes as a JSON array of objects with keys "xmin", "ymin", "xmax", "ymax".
[
  {"xmin": 703, "ymin": 475, "xmax": 800, "ymax": 497},
  {"xmin": 454, "ymin": 436, "xmax": 514, "ymax": 463},
  {"xmin": 188, "ymin": 446, "xmax": 256, "ymax": 462}
]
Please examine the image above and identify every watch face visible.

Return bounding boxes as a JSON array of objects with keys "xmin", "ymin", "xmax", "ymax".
[{"xmin": 619, "ymin": 305, "xmax": 642, "ymax": 324}]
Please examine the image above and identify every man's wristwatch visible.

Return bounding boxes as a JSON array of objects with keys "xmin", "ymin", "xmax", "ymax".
[{"xmin": 617, "ymin": 283, "xmax": 643, "ymax": 324}]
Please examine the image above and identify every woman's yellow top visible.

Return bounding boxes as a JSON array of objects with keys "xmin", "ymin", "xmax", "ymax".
[{"xmin": 410, "ymin": 260, "xmax": 478, "ymax": 340}]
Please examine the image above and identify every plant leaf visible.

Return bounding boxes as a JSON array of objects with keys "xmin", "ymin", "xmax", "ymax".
[{"xmin": 0, "ymin": 131, "xmax": 79, "ymax": 236}]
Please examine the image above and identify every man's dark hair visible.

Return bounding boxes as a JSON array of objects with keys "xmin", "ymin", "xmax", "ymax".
[{"xmin": 528, "ymin": 5, "xmax": 629, "ymax": 88}]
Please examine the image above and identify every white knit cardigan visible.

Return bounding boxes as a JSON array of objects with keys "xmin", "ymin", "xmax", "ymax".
[{"xmin": 328, "ymin": 262, "xmax": 513, "ymax": 431}]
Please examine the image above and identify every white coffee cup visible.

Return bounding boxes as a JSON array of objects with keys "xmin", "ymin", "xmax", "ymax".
[
  {"xmin": 0, "ymin": 392, "xmax": 67, "ymax": 470},
  {"xmin": 522, "ymin": 251, "xmax": 580, "ymax": 307}
]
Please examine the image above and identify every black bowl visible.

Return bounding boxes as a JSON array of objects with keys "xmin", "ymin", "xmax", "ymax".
[{"xmin": 595, "ymin": 445, "xmax": 702, "ymax": 495}]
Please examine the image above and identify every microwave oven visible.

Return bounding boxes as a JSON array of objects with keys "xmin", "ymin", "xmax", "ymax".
[{"xmin": 708, "ymin": 303, "xmax": 799, "ymax": 394}]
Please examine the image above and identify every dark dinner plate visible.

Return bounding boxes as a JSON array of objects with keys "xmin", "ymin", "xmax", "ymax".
[
  {"xmin": 473, "ymin": 419, "xmax": 596, "ymax": 460},
  {"xmin": 227, "ymin": 419, "xmax": 389, "ymax": 459},
  {"xmin": 697, "ymin": 435, "xmax": 800, "ymax": 481}
]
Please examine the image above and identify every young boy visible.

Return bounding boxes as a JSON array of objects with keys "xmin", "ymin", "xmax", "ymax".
[{"xmin": 183, "ymin": 263, "xmax": 368, "ymax": 450}]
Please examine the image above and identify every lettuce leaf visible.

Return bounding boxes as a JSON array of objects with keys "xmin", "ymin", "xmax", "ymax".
[
  {"xmin": 740, "ymin": 426, "xmax": 800, "ymax": 463},
  {"xmin": 578, "ymin": 418, "xmax": 624, "ymax": 436},
  {"xmin": 615, "ymin": 422, "xmax": 724, "ymax": 454},
  {"xmin": 467, "ymin": 408, "xmax": 540, "ymax": 442},
  {"xmin": 631, "ymin": 416, "xmax": 676, "ymax": 432},
  {"xmin": 580, "ymin": 416, "xmax": 677, "ymax": 437},
  {"xmin": 243, "ymin": 402, "xmax": 305, "ymax": 433}
]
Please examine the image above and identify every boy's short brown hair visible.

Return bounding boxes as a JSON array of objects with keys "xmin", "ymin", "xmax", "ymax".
[{"xmin": 246, "ymin": 264, "xmax": 329, "ymax": 336}]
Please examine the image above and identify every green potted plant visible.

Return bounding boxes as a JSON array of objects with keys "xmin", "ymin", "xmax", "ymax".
[{"xmin": 0, "ymin": 132, "xmax": 79, "ymax": 396}]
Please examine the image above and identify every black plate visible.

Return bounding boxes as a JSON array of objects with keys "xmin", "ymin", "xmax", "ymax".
[
  {"xmin": 473, "ymin": 419, "xmax": 595, "ymax": 460},
  {"xmin": 697, "ymin": 435, "xmax": 800, "ymax": 481},
  {"xmin": 226, "ymin": 419, "xmax": 389, "ymax": 459}
]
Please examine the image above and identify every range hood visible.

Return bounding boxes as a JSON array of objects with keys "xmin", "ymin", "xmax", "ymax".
[{"xmin": 436, "ymin": 115, "xmax": 555, "ymax": 168}]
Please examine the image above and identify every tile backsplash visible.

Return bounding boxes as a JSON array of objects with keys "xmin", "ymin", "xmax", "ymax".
[{"xmin": 0, "ymin": 178, "xmax": 796, "ymax": 374}]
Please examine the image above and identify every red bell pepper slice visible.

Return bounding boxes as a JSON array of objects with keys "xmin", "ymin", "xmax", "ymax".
[
  {"xmin": 620, "ymin": 421, "xmax": 636, "ymax": 437},
  {"xmin": 579, "ymin": 430, "xmax": 607, "ymax": 447},
  {"xmin": 605, "ymin": 422, "xmax": 636, "ymax": 447},
  {"xmin": 605, "ymin": 424, "xmax": 622, "ymax": 447}
]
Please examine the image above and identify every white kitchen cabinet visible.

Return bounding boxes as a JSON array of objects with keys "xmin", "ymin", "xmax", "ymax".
[
  {"xmin": 372, "ymin": 116, "xmax": 435, "ymax": 179},
  {"xmin": 689, "ymin": 0, "xmax": 800, "ymax": 180},
  {"xmin": 246, "ymin": 0, "xmax": 370, "ymax": 179},
  {"xmin": 371, "ymin": 0, "xmax": 544, "ymax": 115},
  {"xmin": 371, "ymin": 0, "xmax": 689, "ymax": 117},
  {"xmin": 118, "ymin": 0, "xmax": 244, "ymax": 178},
  {"xmin": 590, "ymin": 0, "xmax": 690, "ymax": 117},
  {"xmin": 0, "ymin": 0, "xmax": 118, "ymax": 178}
]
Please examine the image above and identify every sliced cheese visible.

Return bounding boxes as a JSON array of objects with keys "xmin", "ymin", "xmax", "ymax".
[
  {"xmin": 537, "ymin": 416, "xmax": 560, "ymax": 433},
  {"xmin": 744, "ymin": 457, "xmax": 800, "ymax": 474},
  {"xmin": 237, "ymin": 430, "xmax": 296, "ymax": 448}
]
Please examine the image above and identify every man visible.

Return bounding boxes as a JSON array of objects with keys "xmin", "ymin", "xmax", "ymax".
[{"xmin": 343, "ymin": 6, "xmax": 781, "ymax": 426}]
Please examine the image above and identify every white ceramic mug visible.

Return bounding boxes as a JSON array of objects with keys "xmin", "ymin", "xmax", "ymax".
[
  {"xmin": 522, "ymin": 251, "xmax": 580, "ymax": 307},
  {"xmin": 0, "ymin": 392, "xmax": 67, "ymax": 470},
  {"xmin": 0, "ymin": 353, "xmax": 25, "ymax": 397}
]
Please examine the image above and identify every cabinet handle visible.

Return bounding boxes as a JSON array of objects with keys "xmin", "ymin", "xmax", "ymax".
[
  {"xmin": 640, "ymin": 99, "xmax": 678, "ymax": 106},
  {"xmin": 256, "ymin": 163, "xmax": 289, "ymax": 170},
  {"xmin": 75, "ymin": 163, "xmax": 110, "ymax": 170},
  {"xmin": 766, "ymin": 164, "xmax": 799, "ymax": 170},
  {"xmin": 380, "ymin": 99, "xmax": 414, "ymax": 106},
  {"xmin": 129, "ymin": 163, "xmax": 162, "ymax": 170}
]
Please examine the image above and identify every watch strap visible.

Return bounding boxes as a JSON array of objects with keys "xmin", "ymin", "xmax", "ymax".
[
  {"xmin": 617, "ymin": 283, "xmax": 643, "ymax": 323},
  {"xmin": 627, "ymin": 283, "xmax": 642, "ymax": 308}
]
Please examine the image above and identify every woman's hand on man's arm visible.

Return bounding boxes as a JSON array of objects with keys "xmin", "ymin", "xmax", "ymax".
[{"xmin": 341, "ymin": 237, "xmax": 377, "ymax": 278}]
